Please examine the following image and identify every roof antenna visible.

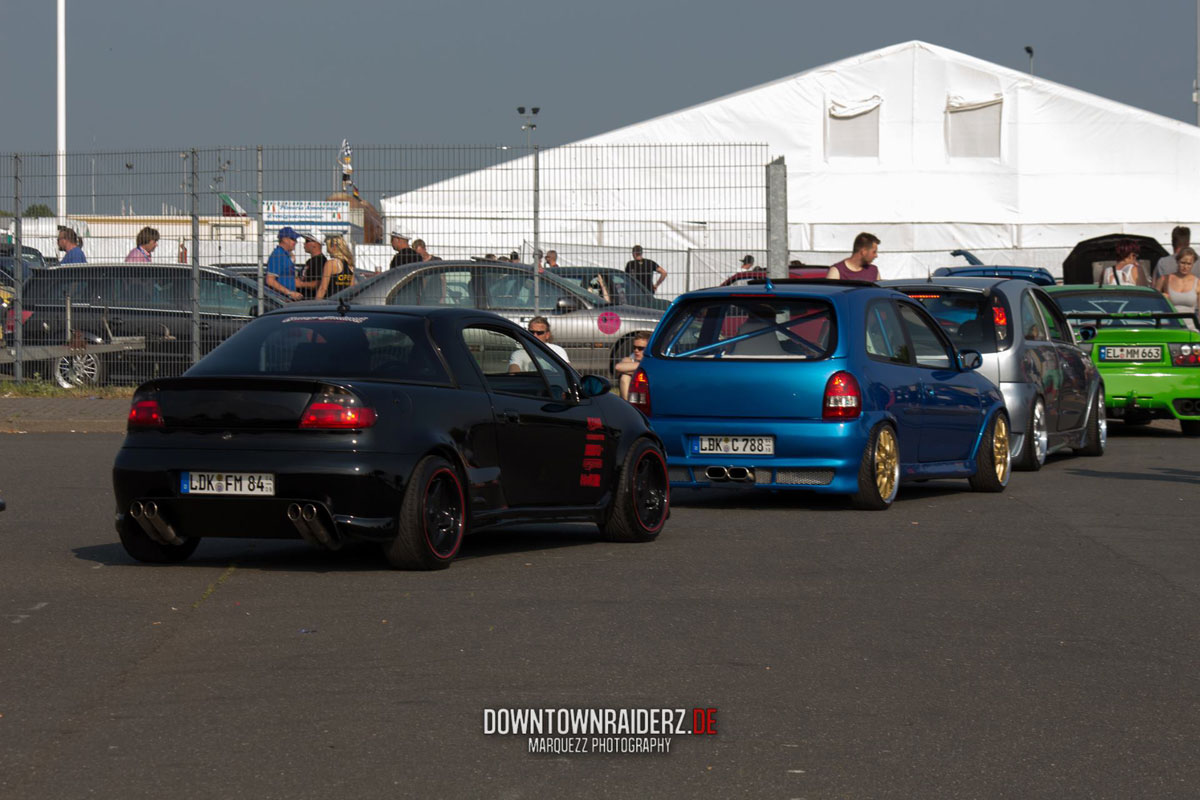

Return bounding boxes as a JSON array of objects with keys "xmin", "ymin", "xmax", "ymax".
[{"xmin": 336, "ymin": 297, "xmax": 350, "ymax": 317}]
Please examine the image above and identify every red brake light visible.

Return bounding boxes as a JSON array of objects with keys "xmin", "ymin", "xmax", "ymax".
[
  {"xmin": 299, "ymin": 390, "xmax": 376, "ymax": 429},
  {"xmin": 628, "ymin": 369, "xmax": 651, "ymax": 415},
  {"xmin": 823, "ymin": 371, "xmax": 861, "ymax": 420},
  {"xmin": 993, "ymin": 306, "xmax": 1008, "ymax": 326},
  {"xmin": 128, "ymin": 397, "xmax": 164, "ymax": 428}
]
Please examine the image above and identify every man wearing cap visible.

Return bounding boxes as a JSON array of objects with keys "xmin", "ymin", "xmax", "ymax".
[
  {"xmin": 624, "ymin": 245, "xmax": 667, "ymax": 294},
  {"xmin": 266, "ymin": 227, "xmax": 304, "ymax": 300},
  {"xmin": 389, "ymin": 231, "xmax": 420, "ymax": 269},
  {"xmin": 295, "ymin": 232, "xmax": 327, "ymax": 300}
]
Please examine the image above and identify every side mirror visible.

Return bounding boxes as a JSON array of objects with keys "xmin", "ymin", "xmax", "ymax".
[
  {"xmin": 1077, "ymin": 325, "xmax": 1097, "ymax": 342},
  {"xmin": 959, "ymin": 349, "xmax": 983, "ymax": 371},
  {"xmin": 579, "ymin": 374, "xmax": 612, "ymax": 398},
  {"xmin": 556, "ymin": 296, "xmax": 582, "ymax": 314}
]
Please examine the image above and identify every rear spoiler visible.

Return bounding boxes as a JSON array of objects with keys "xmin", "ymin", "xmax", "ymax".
[{"xmin": 1063, "ymin": 311, "xmax": 1193, "ymax": 327}]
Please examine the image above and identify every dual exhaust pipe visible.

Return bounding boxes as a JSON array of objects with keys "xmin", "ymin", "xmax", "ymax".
[
  {"xmin": 128, "ymin": 500, "xmax": 340, "ymax": 550},
  {"xmin": 287, "ymin": 503, "xmax": 339, "ymax": 549},
  {"xmin": 704, "ymin": 466, "xmax": 754, "ymax": 483},
  {"xmin": 129, "ymin": 500, "xmax": 185, "ymax": 546},
  {"xmin": 1178, "ymin": 398, "xmax": 1200, "ymax": 414}
]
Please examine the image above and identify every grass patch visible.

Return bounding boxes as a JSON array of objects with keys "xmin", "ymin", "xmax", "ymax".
[{"xmin": 0, "ymin": 379, "xmax": 135, "ymax": 398}]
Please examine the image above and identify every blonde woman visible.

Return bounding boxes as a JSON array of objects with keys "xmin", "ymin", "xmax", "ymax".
[{"xmin": 317, "ymin": 235, "xmax": 356, "ymax": 299}]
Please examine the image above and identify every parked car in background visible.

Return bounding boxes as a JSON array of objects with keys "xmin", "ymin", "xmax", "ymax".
[
  {"xmin": 636, "ymin": 278, "xmax": 1012, "ymax": 509},
  {"xmin": 1061, "ymin": 234, "xmax": 1168, "ymax": 286},
  {"xmin": 721, "ymin": 265, "xmax": 829, "ymax": 286},
  {"xmin": 324, "ymin": 260, "xmax": 667, "ymax": 375},
  {"xmin": 112, "ymin": 305, "xmax": 669, "ymax": 568},
  {"xmin": 0, "ymin": 243, "xmax": 47, "ymax": 281},
  {"xmin": 1045, "ymin": 285, "xmax": 1200, "ymax": 435},
  {"xmin": 931, "ymin": 265, "xmax": 1058, "ymax": 287},
  {"xmin": 11, "ymin": 263, "xmax": 287, "ymax": 386},
  {"xmin": 883, "ymin": 277, "xmax": 1105, "ymax": 469},
  {"xmin": 549, "ymin": 266, "xmax": 671, "ymax": 311}
]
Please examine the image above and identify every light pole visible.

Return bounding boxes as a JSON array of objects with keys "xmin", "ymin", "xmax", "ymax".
[
  {"xmin": 517, "ymin": 106, "xmax": 539, "ymax": 149},
  {"xmin": 1024, "ymin": 45, "xmax": 1034, "ymax": 76}
]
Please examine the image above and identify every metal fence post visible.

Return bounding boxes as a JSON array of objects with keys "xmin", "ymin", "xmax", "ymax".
[
  {"xmin": 12, "ymin": 154, "xmax": 22, "ymax": 381},
  {"xmin": 256, "ymin": 145, "xmax": 264, "ymax": 315},
  {"xmin": 190, "ymin": 148, "xmax": 200, "ymax": 365},
  {"xmin": 685, "ymin": 248, "xmax": 693, "ymax": 292},
  {"xmin": 766, "ymin": 156, "xmax": 788, "ymax": 279},
  {"xmin": 533, "ymin": 144, "xmax": 541, "ymax": 313}
]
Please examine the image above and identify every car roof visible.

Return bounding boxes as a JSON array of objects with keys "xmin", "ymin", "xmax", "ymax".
[
  {"xmin": 882, "ymin": 277, "xmax": 1036, "ymax": 295},
  {"xmin": 261, "ymin": 302, "xmax": 512, "ymax": 322},
  {"xmin": 1045, "ymin": 284, "xmax": 1160, "ymax": 295},
  {"xmin": 677, "ymin": 278, "xmax": 883, "ymax": 301}
]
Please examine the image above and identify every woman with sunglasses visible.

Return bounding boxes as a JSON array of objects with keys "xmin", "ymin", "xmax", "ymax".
[{"xmin": 615, "ymin": 330, "xmax": 652, "ymax": 400}]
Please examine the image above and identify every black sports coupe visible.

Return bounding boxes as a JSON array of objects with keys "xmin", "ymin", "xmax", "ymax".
[{"xmin": 112, "ymin": 304, "xmax": 670, "ymax": 569}]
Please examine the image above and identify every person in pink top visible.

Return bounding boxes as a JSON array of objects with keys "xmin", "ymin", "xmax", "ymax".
[
  {"xmin": 125, "ymin": 227, "xmax": 159, "ymax": 263},
  {"xmin": 826, "ymin": 232, "xmax": 880, "ymax": 282}
]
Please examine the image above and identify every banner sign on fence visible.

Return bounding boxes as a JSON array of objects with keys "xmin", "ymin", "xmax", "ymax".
[{"xmin": 262, "ymin": 200, "xmax": 356, "ymax": 239}]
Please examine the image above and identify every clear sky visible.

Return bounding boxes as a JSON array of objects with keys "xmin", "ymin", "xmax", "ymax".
[{"xmin": 1, "ymin": 0, "xmax": 1197, "ymax": 153}]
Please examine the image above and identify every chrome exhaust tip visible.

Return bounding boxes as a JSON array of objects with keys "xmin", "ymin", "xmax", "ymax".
[
  {"xmin": 129, "ymin": 500, "xmax": 145, "ymax": 519},
  {"xmin": 133, "ymin": 499, "xmax": 184, "ymax": 546},
  {"xmin": 287, "ymin": 503, "xmax": 302, "ymax": 522},
  {"xmin": 727, "ymin": 466, "xmax": 752, "ymax": 482},
  {"xmin": 144, "ymin": 500, "xmax": 159, "ymax": 518},
  {"xmin": 705, "ymin": 466, "xmax": 729, "ymax": 481}
]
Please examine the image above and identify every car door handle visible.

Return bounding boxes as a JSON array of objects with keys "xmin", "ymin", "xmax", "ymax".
[{"xmin": 501, "ymin": 410, "xmax": 520, "ymax": 424}]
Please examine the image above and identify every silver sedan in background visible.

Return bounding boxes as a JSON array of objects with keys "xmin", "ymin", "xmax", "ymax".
[
  {"xmin": 882, "ymin": 277, "xmax": 1105, "ymax": 470},
  {"xmin": 325, "ymin": 261, "xmax": 666, "ymax": 376}
]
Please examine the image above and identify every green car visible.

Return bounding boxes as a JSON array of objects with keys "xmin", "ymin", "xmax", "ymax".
[{"xmin": 1045, "ymin": 285, "xmax": 1200, "ymax": 435}]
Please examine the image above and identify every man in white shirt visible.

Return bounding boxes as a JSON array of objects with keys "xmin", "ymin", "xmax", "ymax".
[{"xmin": 509, "ymin": 316, "xmax": 570, "ymax": 372}]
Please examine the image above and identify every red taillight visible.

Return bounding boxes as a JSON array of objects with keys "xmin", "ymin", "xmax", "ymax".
[
  {"xmin": 823, "ymin": 371, "xmax": 861, "ymax": 420},
  {"xmin": 628, "ymin": 369, "xmax": 651, "ymax": 415},
  {"xmin": 299, "ymin": 391, "xmax": 376, "ymax": 429},
  {"xmin": 1168, "ymin": 343, "xmax": 1200, "ymax": 366},
  {"xmin": 128, "ymin": 397, "xmax": 164, "ymax": 428},
  {"xmin": 993, "ymin": 306, "xmax": 1008, "ymax": 326},
  {"xmin": 992, "ymin": 299, "xmax": 1012, "ymax": 349}
]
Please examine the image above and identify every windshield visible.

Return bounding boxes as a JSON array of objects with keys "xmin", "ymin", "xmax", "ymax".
[
  {"xmin": 1053, "ymin": 291, "xmax": 1186, "ymax": 329},
  {"xmin": 903, "ymin": 291, "xmax": 1000, "ymax": 353},
  {"xmin": 188, "ymin": 312, "xmax": 450, "ymax": 383},
  {"xmin": 656, "ymin": 297, "xmax": 835, "ymax": 360}
]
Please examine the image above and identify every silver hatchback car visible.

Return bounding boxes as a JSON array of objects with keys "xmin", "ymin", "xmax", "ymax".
[
  {"xmin": 325, "ymin": 260, "xmax": 666, "ymax": 376},
  {"xmin": 883, "ymin": 277, "xmax": 1105, "ymax": 469}
]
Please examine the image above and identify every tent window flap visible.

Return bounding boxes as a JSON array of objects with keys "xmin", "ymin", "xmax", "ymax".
[
  {"xmin": 827, "ymin": 98, "xmax": 880, "ymax": 158},
  {"xmin": 947, "ymin": 96, "xmax": 1002, "ymax": 158}
]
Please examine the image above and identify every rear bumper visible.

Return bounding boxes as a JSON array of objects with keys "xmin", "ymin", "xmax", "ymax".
[
  {"xmin": 651, "ymin": 414, "xmax": 875, "ymax": 494},
  {"xmin": 112, "ymin": 446, "xmax": 414, "ymax": 543},
  {"xmin": 1100, "ymin": 369, "xmax": 1200, "ymax": 420}
]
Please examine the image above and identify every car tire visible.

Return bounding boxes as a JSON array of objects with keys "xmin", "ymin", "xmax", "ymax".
[
  {"xmin": 53, "ymin": 352, "xmax": 106, "ymax": 388},
  {"xmin": 1013, "ymin": 397, "xmax": 1047, "ymax": 471},
  {"xmin": 849, "ymin": 423, "xmax": 900, "ymax": 510},
  {"xmin": 384, "ymin": 455, "xmax": 466, "ymax": 570},
  {"xmin": 1076, "ymin": 392, "xmax": 1107, "ymax": 455},
  {"xmin": 1181, "ymin": 420, "xmax": 1200, "ymax": 437},
  {"xmin": 117, "ymin": 518, "xmax": 200, "ymax": 563},
  {"xmin": 602, "ymin": 438, "xmax": 669, "ymax": 542},
  {"xmin": 968, "ymin": 411, "xmax": 1011, "ymax": 493}
]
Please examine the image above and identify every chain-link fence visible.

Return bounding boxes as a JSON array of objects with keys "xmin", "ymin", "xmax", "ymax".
[{"xmin": 1, "ymin": 144, "xmax": 771, "ymax": 386}]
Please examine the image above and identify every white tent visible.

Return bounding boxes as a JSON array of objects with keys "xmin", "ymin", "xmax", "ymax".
[{"xmin": 383, "ymin": 40, "xmax": 1200, "ymax": 282}]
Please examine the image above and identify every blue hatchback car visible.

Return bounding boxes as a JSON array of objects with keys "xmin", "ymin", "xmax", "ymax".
[{"xmin": 631, "ymin": 280, "xmax": 1011, "ymax": 509}]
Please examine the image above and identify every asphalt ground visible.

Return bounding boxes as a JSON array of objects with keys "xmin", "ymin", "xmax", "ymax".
[{"xmin": 1, "ymin": 418, "xmax": 1198, "ymax": 799}]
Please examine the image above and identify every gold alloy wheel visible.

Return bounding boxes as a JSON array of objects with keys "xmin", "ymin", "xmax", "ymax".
[
  {"xmin": 874, "ymin": 426, "xmax": 899, "ymax": 501},
  {"xmin": 993, "ymin": 414, "xmax": 1011, "ymax": 483}
]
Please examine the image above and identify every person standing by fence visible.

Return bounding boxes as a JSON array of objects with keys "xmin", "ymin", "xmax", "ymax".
[
  {"xmin": 266, "ymin": 227, "xmax": 304, "ymax": 300},
  {"xmin": 316, "ymin": 235, "xmax": 356, "ymax": 299},
  {"xmin": 826, "ymin": 233, "xmax": 880, "ymax": 281},
  {"xmin": 57, "ymin": 227, "xmax": 86, "ymax": 264},
  {"xmin": 389, "ymin": 231, "xmax": 420, "ymax": 269},
  {"xmin": 125, "ymin": 227, "xmax": 159, "ymax": 263},
  {"xmin": 625, "ymin": 245, "xmax": 667, "ymax": 294},
  {"xmin": 295, "ymin": 232, "xmax": 327, "ymax": 299}
]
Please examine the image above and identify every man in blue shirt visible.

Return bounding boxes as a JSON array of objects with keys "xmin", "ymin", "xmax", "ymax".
[
  {"xmin": 57, "ymin": 226, "xmax": 86, "ymax": 264},
  {"xmin": 266, "ymin": 227, "xmax": 303, "ymax": 300}
]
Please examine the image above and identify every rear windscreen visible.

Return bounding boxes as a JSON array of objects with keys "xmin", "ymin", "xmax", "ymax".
[
  {"xmin": 655, "ymin": 297, "xmax": 835, "ymax": 360},
  {"xmin": 904, "ymin": 292, "xmax": 999, "ymax": 353},
  {"xmin": 1052, "ymin": 291, "xmax": 1186, "ymax": 328},
  {"xmin": 187, "ymin": 313, "xmax": 451, "ymax": 383}
]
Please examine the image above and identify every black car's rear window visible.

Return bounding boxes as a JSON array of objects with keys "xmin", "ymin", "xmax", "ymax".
[
  {"xmin": 1052, "ymin": 291, "xmax": 1187, "ymax": 329},
  {"xmin": 655, "ymin": 297, "xmax": 835, "ymax": 360},
  {"xmin": 903, "ymin": 291, "xmax": 999, "ymax": 353},
  {"xmin": 187, "ymin": 313, "xmax": 450, "ymax": 383}
]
